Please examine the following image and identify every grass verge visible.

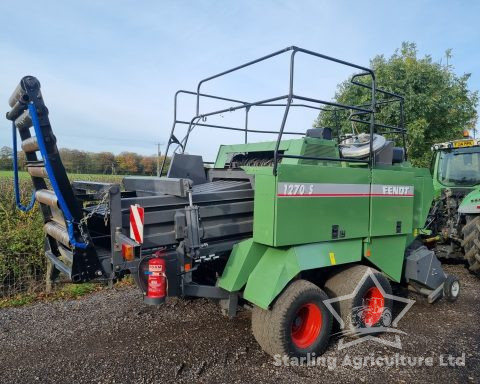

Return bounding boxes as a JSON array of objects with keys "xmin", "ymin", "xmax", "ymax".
[{"xmin": 0, "ymin": 283, "xmax": 100, "ymax": 309}]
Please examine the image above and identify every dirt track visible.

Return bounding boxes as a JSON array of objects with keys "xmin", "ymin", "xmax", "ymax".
[{"xmin": 1, "ymin": 264, "xmax": 479, "ymax": 384}]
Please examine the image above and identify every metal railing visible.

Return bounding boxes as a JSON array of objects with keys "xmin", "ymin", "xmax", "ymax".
[{"xmin": 161, "ymin": 46, "xmax": 406, "ymax": 175}]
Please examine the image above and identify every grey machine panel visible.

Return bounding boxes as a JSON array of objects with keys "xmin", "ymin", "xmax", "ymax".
[
  {"xmin": 167, "ymin": 153, "xmax": 207, "ymax": 185},
  {"xmin": 123, "ymin": 176, "xmax": 192, "ymax": 197},
  {"xmin": 404, "ymin": 246, "xmax": 446, "ymax": 290}
]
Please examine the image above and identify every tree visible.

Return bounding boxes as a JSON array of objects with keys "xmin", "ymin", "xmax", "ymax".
[
  {"xmin": 59, "ymin": 148, "xmax": 89, "ymax": 173},
  {"xmin": 93, "ymin": 152, "xmax": 116, "ymax": 174},
  {"xmin": 116, "ymin": 152, "xmax": 141, "ymax": 174},
  {"xmin": 141, "ymin": 155, "xmax": 156, "ymax": 175},
  {"xmin": 315, "ymin": 42, "xmax": 478, "ymax": 167},
  {"xmin": 3, "ymin": 145, "xmax": 169, "ymax": 175},
  {"xmin": 0, "ymin": 146, "xmax": 13, "ymax": 170},
  {"xmin": 159, "ymin": 155, "xmax": 171, "ymax": 175},
  {"xmin": 16, "ymin": 150, "xmax": 27, "ymax": 170}
]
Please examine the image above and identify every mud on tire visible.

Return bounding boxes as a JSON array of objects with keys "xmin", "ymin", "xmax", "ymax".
[{"xmin": 461, "ymin": 215, "xmax": 480, "ymax": 276}]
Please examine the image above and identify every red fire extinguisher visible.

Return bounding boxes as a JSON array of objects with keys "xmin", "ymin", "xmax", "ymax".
[{"xmin": 144, "ymin": 255, "xmax": 166, "ymax": 305}]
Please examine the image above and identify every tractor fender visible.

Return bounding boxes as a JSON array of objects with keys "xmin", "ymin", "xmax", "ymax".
[
  {"xmin": 458, "ymin": 188, "xmax": 480, "ymax": 214},
  {"xmin": 240, "ymin": 239, "xmax": 363, "ymax": 309}
]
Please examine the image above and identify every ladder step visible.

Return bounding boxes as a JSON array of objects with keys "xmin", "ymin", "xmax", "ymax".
[
  {"xmin": 50, "ymin": 206, "xmax": 66, "ymax": 225},
  {"xmin": 27, "ymin": 165, "xmax": 48, "ymax": 178},
  {"xmin": 35, "ymin": 189, "xmax": 58, "ymax": 207},
  {"xmin": 44, "ymin": 221, "xmax": 70, "ymax": 248},
  {"xmin": 15, "ymin": 109, "xmax": 33, "ymax": 130},
  {"xmin": 21, "ymin": 136, "xmax": 39, "ymax": 153},
  {"xmin": 45, "ymin": 250, "xmax": 72, "ymax": 279},
  {"xmin": 58, "ymin": 244, "xmax": 73, "ymax": 264}
]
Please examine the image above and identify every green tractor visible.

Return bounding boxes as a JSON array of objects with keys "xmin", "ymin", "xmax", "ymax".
[{"xmin": 428, "ymin": 134, "xmax": 480, "ymax": 275}]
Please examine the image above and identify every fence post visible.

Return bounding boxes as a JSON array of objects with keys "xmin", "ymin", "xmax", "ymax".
[{"xmin": 46, "ymin": 260, "xmax": 53, "ymax": 293}]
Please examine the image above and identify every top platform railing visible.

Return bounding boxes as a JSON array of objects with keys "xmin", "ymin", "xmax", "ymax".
[{"xmin": 161, "ymin": 46, "xmax": 406, "ymax": 175}]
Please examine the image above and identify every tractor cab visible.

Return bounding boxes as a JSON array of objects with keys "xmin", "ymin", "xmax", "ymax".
[
  {"xmin": 431, "ymin": 136, "xmax": 480, "ymax": 214},
  {"xmin": 432, "ymin": 137, "xmax": 480, "ymax": 195}
]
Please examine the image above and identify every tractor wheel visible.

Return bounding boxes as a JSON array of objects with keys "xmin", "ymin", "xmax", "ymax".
[
  {"xmin": 324, "ymin": 265, "xmax": 392, "ymax": 337},
  {"xmin": 461, "ymin": 215, "xmax": 480, "ymax": 276},
  {"xmin": 251, "ymin": 279, "xmax": 332, "ymax": 358}
]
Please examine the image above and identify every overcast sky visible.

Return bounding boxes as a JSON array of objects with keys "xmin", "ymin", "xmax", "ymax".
[{"xmin": 1, "ymin": 0, "xmax": 479, "ymax": 161}]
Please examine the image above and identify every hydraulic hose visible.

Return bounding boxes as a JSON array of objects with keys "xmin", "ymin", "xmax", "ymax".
[{"xmin": 11, "ymin": 121, "xmax": 36, "ymax": 212}]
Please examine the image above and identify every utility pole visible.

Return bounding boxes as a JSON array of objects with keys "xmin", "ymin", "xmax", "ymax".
[{"xmin": 156, "ymin": 143, "xmax": 161, "ymax": 177}]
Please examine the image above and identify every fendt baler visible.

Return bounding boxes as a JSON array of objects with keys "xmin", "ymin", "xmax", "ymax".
[{"xmin": 6, "ymin": 47, "xmax": 459, "ymax": 358}]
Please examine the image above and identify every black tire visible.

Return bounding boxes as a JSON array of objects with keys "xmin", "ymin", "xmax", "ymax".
[
  {"xmin": 324, "ymin": 265, "xmax": 392, "ymax": 338},
  {"xmin": 251, "ymin": 279, "xmax": 332, "ymax": 358},
  {"xmin": 461, "ymin": 215, "xmax": 480, "ymax": 276},
  {"xmin": 443, "ymin": 274, "xmax": 460, "ymax": 302}
]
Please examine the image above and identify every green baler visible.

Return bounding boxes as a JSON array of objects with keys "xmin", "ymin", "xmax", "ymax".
[
  {"xmin": 7, "ymin": 47, "xmax": 459, "ymax": 359},
  {"xmin": 219, "ymin": 157, "xmax": 434, "ymax": 309}
]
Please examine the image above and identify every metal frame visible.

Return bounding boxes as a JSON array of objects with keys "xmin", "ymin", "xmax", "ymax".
[
  {"xmin": 161, "ymin": 46, "xmax": 406, "ymax": 175},
  {"xmin": 6, "ymin": 76, "xmax": 106, "ymax": 282}
]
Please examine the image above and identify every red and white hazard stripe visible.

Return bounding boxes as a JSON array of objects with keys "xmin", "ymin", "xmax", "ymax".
[{"xmin": 130, "ymin": 204, "xmax": 144, "ymax": 243}]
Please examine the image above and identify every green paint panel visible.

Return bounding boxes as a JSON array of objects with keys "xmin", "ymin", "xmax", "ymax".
[
  {"xmin": 214, "ymin": 139, "xmax": 294, "ymax": 168},
  {"xmin": 412, "ymin": 169, "xmax": 434, "ymax": 229},
  {"xmin": 432, "ymin": 152, "xmax": 443, "ymax": 199},
  {"xmin": 252, "ymin": 174, "xmax": 276, "ymax": 245},
  {"xmin": 370, "ymin": 169, "xmax": 414, "ymax": 236},
  {"xmin": 458, "ymin": 188, "xmax": 480, "ymax": 213},
  {"xmin": 243, "ymin": 239, "xmax": 362, "ymax": 308},
  {"xmin": 218, "ymin": 238, "xmax": 267, "ymax": 291},
  {"xmin": 364, "ymin": 235, "xmax": 407, "ymax": 282},
  {"xmin": 214, "ymin": 137, "xmax": 341, "ymax": 169},
  {"xmin": 374, "ymin": 164, "xmax": 433, "ymax": 231},
  {"xmin": 273, "ymin": 164, "xmax": 370, "ymax": 246},
  {"xmin": 281, "ymin": 138, "xmax": 339, "ymax": 165}
]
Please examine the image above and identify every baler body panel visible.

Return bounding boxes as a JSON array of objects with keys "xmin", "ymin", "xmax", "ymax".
[
  {"xmin": 217, "ymin": 238, "xmax": 267, "ymax": 292},
  {"xmin": 369, "ymin": 168, "xmax": 414, "ymax": 236},
  {"xmin": 270, "ymin": 164, "xmax": 371, "ymax": 247},
  {"xmin": 240, "ymin": 238, "xmax": 363, "ymax": 309},
  {"xmin": 363, "ymin": 235, "xmax": 408, "ymax": 282}
]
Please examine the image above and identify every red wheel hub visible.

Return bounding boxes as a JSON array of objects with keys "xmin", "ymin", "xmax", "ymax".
[
  {"xmin": 362, "ymin": 287, "xmax": 385, "ymax": 326},
  {"xmin": 291, "ymin": 303, "xmax": 323, "ymax": 348}
]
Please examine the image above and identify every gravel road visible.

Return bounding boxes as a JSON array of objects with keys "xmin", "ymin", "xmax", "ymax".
[{"xmin": 1, "ymin": 263, "xmax": 479, "ymax": 384}]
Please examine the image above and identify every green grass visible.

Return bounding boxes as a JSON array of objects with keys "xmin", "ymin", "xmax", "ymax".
[
  {"xmin": 0, "ymin": 283, "xmax": 100, "ymax": 309},
  {"xmin": 0, "ymin": 293, "xmax": 37, "ymax": 308},
  {"xmin": 0, "ymin": 170, "xmax": 124, "ymax": 183},
  {"xmin": 59, "ymin": 283, "xmax": 98, "ymax": 298},
  {"xmin": 0, "ymin": 170, "xmax": 30, "ymax": 179}
]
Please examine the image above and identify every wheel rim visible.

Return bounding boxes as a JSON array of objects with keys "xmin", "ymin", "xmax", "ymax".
[
  {"xmin": 362, "ymin": 287, "xmax": 385, "ymax": 327},
  {"xmin": 291, "ymin": 303, "xmax": 323, "ymax": 348},
  {"xmin": 451, "ymin": 281, "xmax": 460, "ymax": 297}
]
